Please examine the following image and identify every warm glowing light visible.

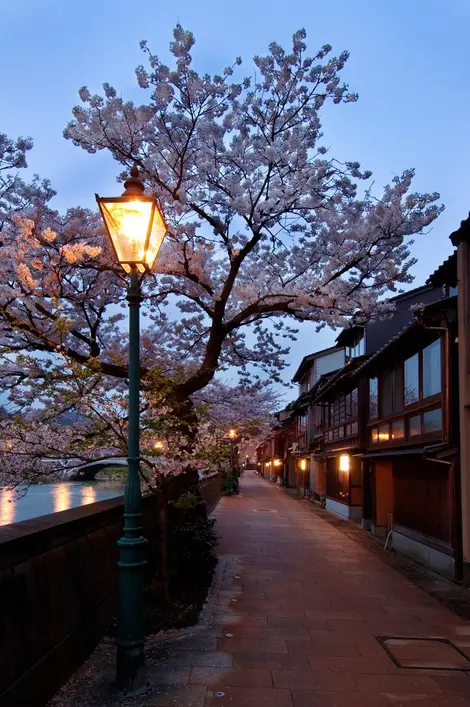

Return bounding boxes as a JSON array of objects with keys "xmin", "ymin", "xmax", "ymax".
[
  {"xmin": 154, "ymin": 440, "xmax": 164, "ymax": 451},
  {"xmin": 0, "ymin": 488, "xmax": 15, "ymax": 526},
  {"xmin": 299, "ymin": 459, "xmax": 307, "ymax": 471},
  {"xmin": 97, "ymin": 197, "xmax": 166, "ymax": 273},
  {"xmin": 228, "ymin": 428, "xmax": 237, "ymax": 439},
  {"xmin": 339, "ymin": 455, "xmax": 350, "ymax": 473},
  {"xmin": 53, "ymin": 484, "xmax": 72, "ymax": 513},
  {"xmin": 274, "ymin": 459, "xmax": 282, "ymax": 467},
  {"xmin": 378, "ymin": 432, "xmax": 390, "ymax": 441},
  {"xmin": 81, "ymin": 485, "xmax": 96, "ymax": 505}
]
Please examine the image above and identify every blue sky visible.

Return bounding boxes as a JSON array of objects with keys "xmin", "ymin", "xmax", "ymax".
[{"xmin": 2, "ymin": 0, "xmax": 469, "ymax": 391}]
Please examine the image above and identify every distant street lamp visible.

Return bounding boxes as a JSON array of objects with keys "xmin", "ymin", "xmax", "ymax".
[
  {"xmin": 226, "ymin": 428, "xmax": 238, "ymax": 477},
  {"xmin": 96, "ymin": 166, "xmax": 166, "ymax": 695}
]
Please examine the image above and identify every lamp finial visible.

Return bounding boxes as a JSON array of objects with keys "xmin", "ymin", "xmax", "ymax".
[{"xmin": 123, "ymin": 164, "xmax": 145, "ymax": 196}]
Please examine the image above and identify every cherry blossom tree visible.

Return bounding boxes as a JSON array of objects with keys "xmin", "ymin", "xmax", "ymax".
[
  {"xmin": 0, "ymin": 26, "xmax": 443, "ymax": 482},
  {"xmin": 64, "ymin": 25, "xmax": 442, "ymax": 401}
]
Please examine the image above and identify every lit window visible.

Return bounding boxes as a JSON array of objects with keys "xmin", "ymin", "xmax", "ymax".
[
  {"xmin": 378, "ymin": 424, "xmax": 390, "ymax": 442},
  {"xmin": 391, "ymin": 419, "xmax": 404, "ymax": 440},
  {"xmin": 371, "ymin": 428, "xmax": 379, "ymax": 444}
]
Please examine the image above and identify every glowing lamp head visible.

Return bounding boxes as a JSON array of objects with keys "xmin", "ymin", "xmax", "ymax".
[
  {"xmin": 154, "ymin": 440, "xmax": 164, "ymax": 451},
  {"xmin": 339, "ymin": 454, "xmax": 350, "ymax": 473},
  {"xmin": 299, "ymin": 458, "xmax": 307, "ymax": 471},
  {"xmin": 96, "ymin": 166, "xmax": 167, "ymax": 274},
  {"xmin": 228, "ymin": 428, "xmax": 237, "ymax": 439},
  {"xmin": 274, "ymin": 459, "xmax": 282, "ymax": 467}
]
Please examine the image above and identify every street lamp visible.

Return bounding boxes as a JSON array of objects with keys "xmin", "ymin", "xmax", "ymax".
[{"xmin": 96, "ymin": 166, "xmax": 166, "ymax": 695}]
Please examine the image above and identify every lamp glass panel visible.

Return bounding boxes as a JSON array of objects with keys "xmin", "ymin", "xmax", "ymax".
[
  {"xmin": 145, "ymin": 205, "xmax": 167, "ymax": 270},
  {"xmin": 100, "ymin": 199, "xmax": 153, "ymax": 272}
]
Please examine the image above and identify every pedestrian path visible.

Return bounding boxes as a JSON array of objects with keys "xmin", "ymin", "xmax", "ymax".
[{"xmin": 50, "ymin": 471, "xmax": 470, "ymax": 706}]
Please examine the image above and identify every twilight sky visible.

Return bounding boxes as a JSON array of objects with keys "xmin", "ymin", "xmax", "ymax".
[{"xmin": 2, "ymin": 0, "xmax": 469, "ymax": 394}]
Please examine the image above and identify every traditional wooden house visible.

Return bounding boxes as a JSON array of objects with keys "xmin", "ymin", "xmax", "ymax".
[
  {"xmin": 312, "ymin": 358, "xmax": 368, "ymax": 519},
  {"xmin": 291, "ymin": 346, "xmax": 345, "ymax": 495},
  {"xmin": 356, "ymin": 286, "xmax": 459, "ymax": 578},
  {"xmin": 255, "ymin": 238, "xmax": 468, "ymax": 578},
  {"xmin": 313, "ymin": 282, "xmax": 448, "ymax": 522},
  {"xmin": 270, "ymin": 406, "xmax": 297, "ymax": 487}
]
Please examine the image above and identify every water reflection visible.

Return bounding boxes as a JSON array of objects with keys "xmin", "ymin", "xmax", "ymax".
[
  {"xmin": 0, "ymin": 488, "xmax": 15, "ymax": 525},
  {"xmin": 0, "ymin": 482, "xmax": 123, "ymax": 526},
  {"xmin": 53, "ymin": 484, "xmax": 72, "ymax": 513},
  {"xmin": 81, "ymin": 485, "xmax": 96, "ymax": 505}
]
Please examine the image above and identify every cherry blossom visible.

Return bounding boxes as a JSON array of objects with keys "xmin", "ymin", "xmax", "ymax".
[{"xmin": 0, "ymin": 26, "xmax": 444, "ymax": 481}]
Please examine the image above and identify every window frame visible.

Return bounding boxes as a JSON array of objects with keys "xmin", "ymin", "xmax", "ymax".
[{"xmin": 323, "ymin": 387, "xmax": 360, "ymax": 443}]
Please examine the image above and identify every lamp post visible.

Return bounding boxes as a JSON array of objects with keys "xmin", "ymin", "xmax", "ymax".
[{"xmin": 96, "ymin": 166, "xmax": 166, "ymax": 695}]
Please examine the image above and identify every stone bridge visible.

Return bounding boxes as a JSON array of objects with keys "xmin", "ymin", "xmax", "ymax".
[{"xmin": 70, "ymin": 458, "xmax": 127, "ymax": 481}]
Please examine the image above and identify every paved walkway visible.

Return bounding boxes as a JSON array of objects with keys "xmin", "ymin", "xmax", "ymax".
[{"xmin": 50, "ymin": 471, "xmax": 470, "ymax": 706}]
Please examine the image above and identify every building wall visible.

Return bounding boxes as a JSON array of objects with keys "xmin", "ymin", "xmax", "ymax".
[
  {"xmin": 373, "ymin": 460, "xmax": 394, "ymax": 538},
  {"xmin": 315, "ymin": 460, "xmax": 327, "ymax": 497},
  {"xmin": 456, "ymin": 241, "xmax": 470, "ymax": 573},
  {"xmin": 296, "ymin": 457, "xmax": 310, "ymax": 495},
  {"xmin": 326, "ymin": 455, "xmax": 362, "ymax": 509},
  {"xmin": 392, "ymin": 458, "xmax": 451, "ymax": 546},
  {"xmin": 287, "ymin": 455, "xmax": 297, "ymax": 488},
  {"xmin": 312, "ymin": 349, "xmax": 345, "ymax": 387},
  {"xmin": 366, "ymin": 286, "xmax": 444, "ymax": 354},
  {"xmin": 392, "ymin": 529, "xmax": 454, "ymax": 578},
  {"xmin": 309, "ymin": 456, "xmax": 317, "ymax": 493}
]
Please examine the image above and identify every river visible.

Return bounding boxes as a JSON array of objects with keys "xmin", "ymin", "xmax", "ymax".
[{"xmin": 0, "ymin": 481, "xmax": 124, "ymax": 527}]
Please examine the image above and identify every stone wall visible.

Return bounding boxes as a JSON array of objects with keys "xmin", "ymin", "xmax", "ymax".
[
  {"xmin": 199, "ymin": 473, "xmax": 222, "ymax": 515},
  {"xmin": 0, "ymin": 474, "xmax": 221, "ymax": 707}
]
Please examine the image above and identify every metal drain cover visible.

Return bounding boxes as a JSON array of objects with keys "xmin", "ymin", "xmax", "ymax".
[{"xmin": 377, "ymin": 636, "xmax": 470, "ymax": 671}]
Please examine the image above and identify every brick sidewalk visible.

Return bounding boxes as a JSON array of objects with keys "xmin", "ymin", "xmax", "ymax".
[{"xmin": 50, "ymin": 471, "xmax": 470, "ymax": 706}]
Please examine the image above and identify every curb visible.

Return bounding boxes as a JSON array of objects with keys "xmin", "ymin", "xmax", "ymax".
[{"xmin": 144, "ymin": 555, "xmax": 227, "ymax": 648}]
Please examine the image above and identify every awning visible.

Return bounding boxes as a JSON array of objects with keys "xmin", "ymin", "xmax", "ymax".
[
  {"xmin": 319, "ymin": 448, "xmax": 362, "ymax": 459},
  {"xmin": 362, "ymin": 447, "xmax": 426, "ymax": 459}
]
